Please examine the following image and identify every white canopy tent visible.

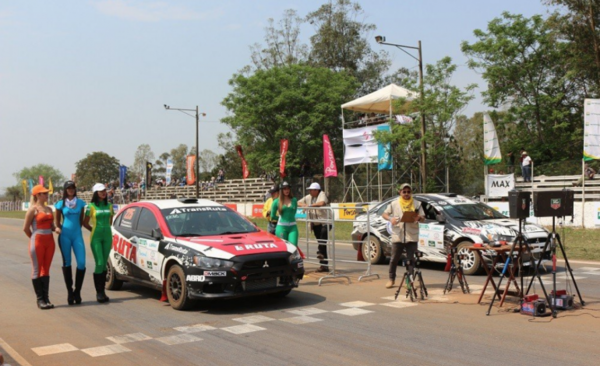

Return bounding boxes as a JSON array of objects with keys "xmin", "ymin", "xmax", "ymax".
[{"xmin": 341, "ymin": 83, "xmax": 418, "ymax": 116}]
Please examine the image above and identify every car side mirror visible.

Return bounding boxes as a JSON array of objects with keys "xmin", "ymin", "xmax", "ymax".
[
  {"xmin": 436, "ymin": 213, "xmax": 446, "ymax": 224},
  {"xmin": 151, "ymin": 228, "xmax": 164, "ymax": 240}
]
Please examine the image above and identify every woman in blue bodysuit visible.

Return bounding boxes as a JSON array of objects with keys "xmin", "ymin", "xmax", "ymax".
[{"xmin": 54, "ymin": 180, "xmax": 87, "ymax": 305}]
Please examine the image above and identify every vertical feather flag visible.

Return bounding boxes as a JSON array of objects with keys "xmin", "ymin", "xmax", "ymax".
[
  {"xmin": 48, "ymin": 178, "xmax": 54, "ymax": 194},
  {"xmin": 483, "ymin": 113, "xmax": 502, "ymax": 165},
  {"xmin": 235, "ymin": 145, "xmax": 250, "ymax": 179},
  {"xmin": 280, "ymin": 139, "xmax": 289, "ymax": 178},
  {"xmin": 38, "ymin": 175, "xmax": 44, "ymax": 186},
  {"xmin": 323, "ymin": 135, "xmax": 338, "ymax": 177},
  {"xmin": 22, "ymin": 180, "xmax": 27, "ymax": 199},
  {"xmin": 186, "ymin": 156, "xmax": 196, "ymax": 185}
]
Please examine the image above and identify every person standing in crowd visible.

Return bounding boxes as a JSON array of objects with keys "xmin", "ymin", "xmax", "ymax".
[
  {"xmin": 574, "ymin": 163, "xmax": 596, "ymax": 186},
  {"xmin": 54, "ymin": 180, "xmax": 87, "ymax": 305},
  {"xmin": 263, "ymin": 185, "xmax": 280, "ymax": 235},
  {"xmin": 298, "ymin": 182, "xmax": 330, "ymax": 272},
  {"xmin": 382, "ymin": 183, "xmax": 425, "ymax": 289},
  {"xmin": 83, "ymin": 183, "xmax": 114, "ymax": 303},
  {"xmin": 23, "ymin": 185, "xmax": 61, "ymax": 309},
  {"xmin": 507, "ymin": 151, "xmax": 515, "ymax": 173},
  {"xmin": 522, "ymin": 151, "xmax": 533, "ymax": 182},
  {"xmin": 271, "ymin": 182, "xmax": 298, "ymax": 246}
]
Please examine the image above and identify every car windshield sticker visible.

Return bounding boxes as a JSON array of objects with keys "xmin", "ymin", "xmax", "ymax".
[{"xmin": 168, "ymin": 206, "xmax": 227, "ymax": 215}]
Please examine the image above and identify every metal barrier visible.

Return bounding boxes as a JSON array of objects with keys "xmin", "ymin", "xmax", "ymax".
[{"xmin": 297, "ymin": 205, "xmax": 379, "ymax": 285}]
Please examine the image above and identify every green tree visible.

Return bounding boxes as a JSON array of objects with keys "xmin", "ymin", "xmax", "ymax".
[
  {"xmin": 461, "ymin": 12, "xmax": 582, "ymax": 169},
  {"xmin": 3, "ymin": 185, "xmax": 24, "ymax": 201},
  {"xmin": 131, "ymin": 144, "xmax": 155, "ymax": 181},
  {"xmin": 221, "ymin": 64, "xmax": 359, "ymax": 177},
  {"xmin": 306, "ymin": 0, "xmax": 390, "ymax": 94},
  {"xmin": 13, "ymin": 164, "xmax": 65, "ymax": 188},
  {"xmin": 75, "ymin": 152, "xmax": 120, "ymax": 189},
  {"xmin": 198, "ymin": 149, "xmax": 217, "ymax": 176},
  {"xmin": 169, "ymin": 144, "xmax": 190, "ymax": 181},
  {"xmin": 214, "ymin": 133, "xmax": 243, "ymax": 180}
]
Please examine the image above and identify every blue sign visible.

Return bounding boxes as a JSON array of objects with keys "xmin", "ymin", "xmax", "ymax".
[{"xmin": 377, "ymin": 125, "xmax": 393, "ymax": 171}]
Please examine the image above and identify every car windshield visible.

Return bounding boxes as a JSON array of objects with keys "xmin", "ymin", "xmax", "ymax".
[
  {"xmin": 441, "ymin": 202, "xmax": 506, "ymax": 220},
  {"xmin": 161, "ymin": 206, "xmax": 259, "ymax": 236}
]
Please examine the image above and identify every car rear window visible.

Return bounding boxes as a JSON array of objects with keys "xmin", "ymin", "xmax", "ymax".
[{"xmin": 161, "ymin": 206, "xmax": 259, "ymax": 236}]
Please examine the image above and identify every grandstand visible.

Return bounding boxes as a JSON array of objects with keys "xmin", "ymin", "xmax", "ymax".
[{"xmin": 515, "ymin": 174, "xmax": 600, "ymax": 200}]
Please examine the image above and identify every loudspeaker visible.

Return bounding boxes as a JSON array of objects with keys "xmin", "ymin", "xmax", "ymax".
[
  {"xmin": 508, "ymin": 190, "xmax": 531, "ymax": 219},
  {"xmin": 533, "ymin": 190, "xmax": 574, "ymax": 217}
]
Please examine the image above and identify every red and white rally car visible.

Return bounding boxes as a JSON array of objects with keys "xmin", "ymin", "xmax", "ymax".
[{"xmin": 106, "ymin": 198, "xmax": 304, "ymax": 310}]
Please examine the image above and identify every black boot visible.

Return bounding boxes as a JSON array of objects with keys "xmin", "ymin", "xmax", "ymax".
[
  {"xmin": 40, "ymin": 276, "xmax": 54, "ymax": 309},
  {"xmin": 94, "ymin": 272, "xmax": 109, "ymax": 303},
  {"xmin": 62, "ymin": 266, "xmax": 75, "ymax": 305},
  {"xmin": 32, "ymin": 278, "xmax": 50, "ymax": 310},
  {"xmin": 74, "ymin": 268, "xmax": 86, "ymax": 305}
]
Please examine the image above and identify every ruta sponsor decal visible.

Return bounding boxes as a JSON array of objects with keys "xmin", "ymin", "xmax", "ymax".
[
  {"xmin": 234, "ymin": 243, "xmax": 278, "ymax": 251},
  {"xmin": 112, "ymin": 235, "xmax": 137, "ymax": 262}
]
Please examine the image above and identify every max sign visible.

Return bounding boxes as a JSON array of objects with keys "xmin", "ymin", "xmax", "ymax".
[{"xmin": 486, "ymin": 174, "xmax": 515, "ymax": 197}]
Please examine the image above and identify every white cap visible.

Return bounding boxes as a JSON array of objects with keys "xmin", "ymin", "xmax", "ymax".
[
  {"xmin": 307, "ymin": 182, "xmax": 321, "ymax": 190},
  {"xmin": 93, "ymin": 183, "xmax": 107, "ymax": 192}
]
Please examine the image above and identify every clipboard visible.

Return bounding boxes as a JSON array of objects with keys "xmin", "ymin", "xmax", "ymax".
[{"xmin": 400, "ymin": 211, "xmax": 418, "ymax": 223}]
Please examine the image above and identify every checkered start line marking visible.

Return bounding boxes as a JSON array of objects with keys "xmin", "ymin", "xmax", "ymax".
[{"xmin": 30, "ymin": 296, "xmax": 438, "ymax": 358}]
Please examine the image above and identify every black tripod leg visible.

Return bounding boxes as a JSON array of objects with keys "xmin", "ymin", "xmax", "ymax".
[
  {"xmin": 556, "ymin": 236, "xmax": 585, "ymax": 306},
  {"xmin": 526, "ymin": 232, "xmax": 552, "ymax": 295},
  {"xmin": 418, "ymin": 270, "xmax": 428, "ymax": 299},
  {"xmin": 444, "ymin": 266, "xmax": 455, "ymax": 294},
  {"xmin": 395, "ymin": 272, "xmax": 407, "ymax": 300}
]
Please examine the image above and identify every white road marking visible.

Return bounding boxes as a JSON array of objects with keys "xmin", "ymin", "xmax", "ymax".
[
  {"xmin": 279, "ymin": 316, "xmax": 324, "ymax": 325},
  {"xmin": 81, "ymin": 344, "xmax": 131, "ymax": 357},
  {"xmin": 232, "ymin": 315, "xmax": 276, "ymax": 324},
  {"xmin": 339, "ymin": 301, "xmax": 376, "ymax": 308},
  {"xmin": 379, "ymin": 301, "xmax": 419, "ymax": 308},
  {"xmin": 580, "ymin": 272, "xmax": 600, "ymax": 275},
  {"xmin": 381, "ymin": 296, "xmax": 397, "ymax": 301},
  {"xmin": 155, "ymin": 334, "xmax": 202, "ymax": 346},
  {"xmin": 286, "ymin": 307, "xmax": 328, "ymax": 316},
  {"xmin": 220, "ymin": 324, "xmax": 266, "ymax": 334},
  {"xmin": 578, "ymin": 267, "xmax": 600, "ymax": 271},
  {"xmin": 31, "ymin": 343, "xmax": 79, "ymax": 356},
  {"xmin": 332, "ymin": 308, "xmax": 374, "ymax": 316},
  {"xmin": 174, "ymin": 324, "xmax": 217, "ymax": 333},
  {"xmin": 1, "ymin": 337, "xmax": 34, "ymax": 366},
  {"xmin": 107, "ymin": 332, "xmax": 152, "ymax": 344}
]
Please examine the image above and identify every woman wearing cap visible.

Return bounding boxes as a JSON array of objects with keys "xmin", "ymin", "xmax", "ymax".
[
  {"xmin": 83, "ymin": 183, "xmax": 114, "ymax": 303},
  {"xmin": 54, "ymin": 180, "xmax": 87, "ymax": 305},
  {"xmin": 23, "ymin": 185, "xmax": 61, "ymax": 309},
  {"xmin": 381, "ymin": 183, "xmax": 425, "ymax": 289},
  {"xmin": 270, "ymin": 182, "xmax": 298, "ymax": 246}
]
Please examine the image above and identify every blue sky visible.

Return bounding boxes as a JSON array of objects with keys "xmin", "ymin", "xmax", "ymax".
[{"xmin": 0, "ymin": 0, "xmax": 551, "ymax": 191}]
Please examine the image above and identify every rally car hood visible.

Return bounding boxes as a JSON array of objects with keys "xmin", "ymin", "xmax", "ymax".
[
  {"xmin": 175, "ymin": 231, "xmax": 293, "ymax": 257},
  {"xmin": 461, "ymin": 218, "xmax": 547, "ymax": 238}
]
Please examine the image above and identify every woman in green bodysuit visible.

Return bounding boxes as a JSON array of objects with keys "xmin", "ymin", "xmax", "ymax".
[
  {"xmin": 83, "ymin": 183, "xmax": 113, "ymax": 303},
  {"xmin": 271, "ymin": 181, "xmax": 298, "ymax": 246}
]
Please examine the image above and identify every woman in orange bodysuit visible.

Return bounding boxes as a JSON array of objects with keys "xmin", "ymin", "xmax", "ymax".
[{"xmin": 23, "ymin": 185, "xmax": 61, "ymax": 309}]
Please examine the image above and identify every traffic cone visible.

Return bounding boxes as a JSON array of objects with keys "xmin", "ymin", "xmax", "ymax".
[
  {"xmin": 297, "ymin": 246, "xmax": 306, "ymax": 260},
  {"xmin": 159, "ymin": 280, "xmax": 168, "ymax": 302},
  {"xmin": 444, "ymin": 253, "xmax": 452, "ymax": 272}
]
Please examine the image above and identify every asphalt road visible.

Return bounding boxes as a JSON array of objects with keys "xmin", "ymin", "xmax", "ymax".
[{"xmin": 1, "ymin": 217, "xmax": 599, "ymax": 366}]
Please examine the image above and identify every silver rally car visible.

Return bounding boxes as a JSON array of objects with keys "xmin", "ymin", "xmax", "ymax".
[{"xmin": 351, "ymin": 193, "xmax": 550, "ymax": 275}]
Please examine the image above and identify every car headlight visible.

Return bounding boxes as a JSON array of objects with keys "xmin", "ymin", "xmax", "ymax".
[
  {"xmin": 193, "ymin": 256, "xmax": 234, "ymax": 269},
  {"xmin": 289, "ymin": 249, "xmax": 302, "ymax": 262}
]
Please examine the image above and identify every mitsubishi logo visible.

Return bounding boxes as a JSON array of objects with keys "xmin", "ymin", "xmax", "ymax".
[{"xmin": 262, "ymin": 261, "xmax": 269, "ymax": 268}]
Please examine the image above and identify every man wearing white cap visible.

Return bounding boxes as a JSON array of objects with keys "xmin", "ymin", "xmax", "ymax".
[
  {"xmin": 298, "ymin": 182, "xmax": 330, "ymax": 272},
  {"xmin": 521, "ymin": 151, "xmax": 532, "ymax": 182}
]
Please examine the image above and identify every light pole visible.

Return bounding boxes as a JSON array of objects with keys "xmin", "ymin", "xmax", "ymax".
[
  {"xmin": 164, "ymin": 104, "xmax": 206, "ymax": 198},
  {"xmin": 375, "ymin": 35, "xmax": 427, "ymax": 192}
]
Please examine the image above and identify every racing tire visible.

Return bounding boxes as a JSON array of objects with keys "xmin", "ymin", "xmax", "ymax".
[
  {"xmin": 106, "ymin": 261, "xmax": 124, "ymax": 291},
  {"xmin": 456, "ymin": 241, "xmax": 482, "ymax": 275},
  {"xmin": 362, "ymin": 236, "xmax": 386, "ymax": 264},
  {"xmin": 166, "ymin": 265, "xmax": 193, "ymax": 310}
]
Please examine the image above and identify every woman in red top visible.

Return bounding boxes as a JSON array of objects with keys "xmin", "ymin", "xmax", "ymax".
[{"xmin": 23, "ymin": 185, "xmax": 61, "ymax": 309}]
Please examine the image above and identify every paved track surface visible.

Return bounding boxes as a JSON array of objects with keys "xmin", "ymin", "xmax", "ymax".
[{"xmin": 1, "ymin": 217, "xmax": 599, "ymax": 366}]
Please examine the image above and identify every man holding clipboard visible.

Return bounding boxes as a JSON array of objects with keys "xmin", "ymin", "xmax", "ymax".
[{"xmin": 382, "ymin": 183, "xmax": 425, "ymax": 289}]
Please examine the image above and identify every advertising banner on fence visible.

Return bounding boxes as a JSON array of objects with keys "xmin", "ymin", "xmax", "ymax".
[
  {"xmin": 594, "ymin": 202, "xmax": 600, "ymax": 226},
  {"xmin": 343, "ymin": 125, "xmax": 379, "ymax": 166},
  {"xmin": 584, "ymin": 98, "xmax": 600, "ymax": 161},
  {"xmin": 338, "ymin": 203, "xmax": 356, "ymax": 220},
  {"xmin": 252, "ymin": 204, "xmax": 263, "ymax": 218},
  {"xmin": 485, "ymin": 174, "xmax": 515, "ymax": 197},
  {"xmin": 418, "ymin": 223, "xmax": 444, "ymax": 249}
]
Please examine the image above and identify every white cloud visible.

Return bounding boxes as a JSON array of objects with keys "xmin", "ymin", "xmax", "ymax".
[{"xmin": 92, "ymin": 0, "xmax": 216, "ymax": 22}]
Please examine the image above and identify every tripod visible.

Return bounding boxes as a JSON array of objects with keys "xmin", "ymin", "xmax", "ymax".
[
  {"xmin": 395, "ymin": 251, "xmax": 428, "ymax": 302},
  {"xmin": 526, "ymin": 215, "xmax": 585, "ymax": 318},
  {"xmin": 444, "ymin": 246, "xmax": 470, "ymax": 295},
  {"xmin": 486, "ymin": 218, "xmax": 536, "ymax": 316}
]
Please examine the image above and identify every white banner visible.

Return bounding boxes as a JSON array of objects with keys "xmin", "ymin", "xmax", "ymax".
[
  {"xmin": 343, "ymin": 125, "xmax": 381, "ymax": 166},
  {"xmin": 166, "ymin": 158, "xmax": 174, "ymax": 185},
  {"xmin": 594, "ymin": 202, "xmax": 600, "ymax": 226},
  {"xmin": 584, "ymin": 98, "xmax": 600, "ymax": 160},
  {"xmin": 483, "ymin": 113, "xmax": 502, "ymax": 165},
  {"xmin": 485, "ymin": 174, "xmax": 515, "ymax": 197}
]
